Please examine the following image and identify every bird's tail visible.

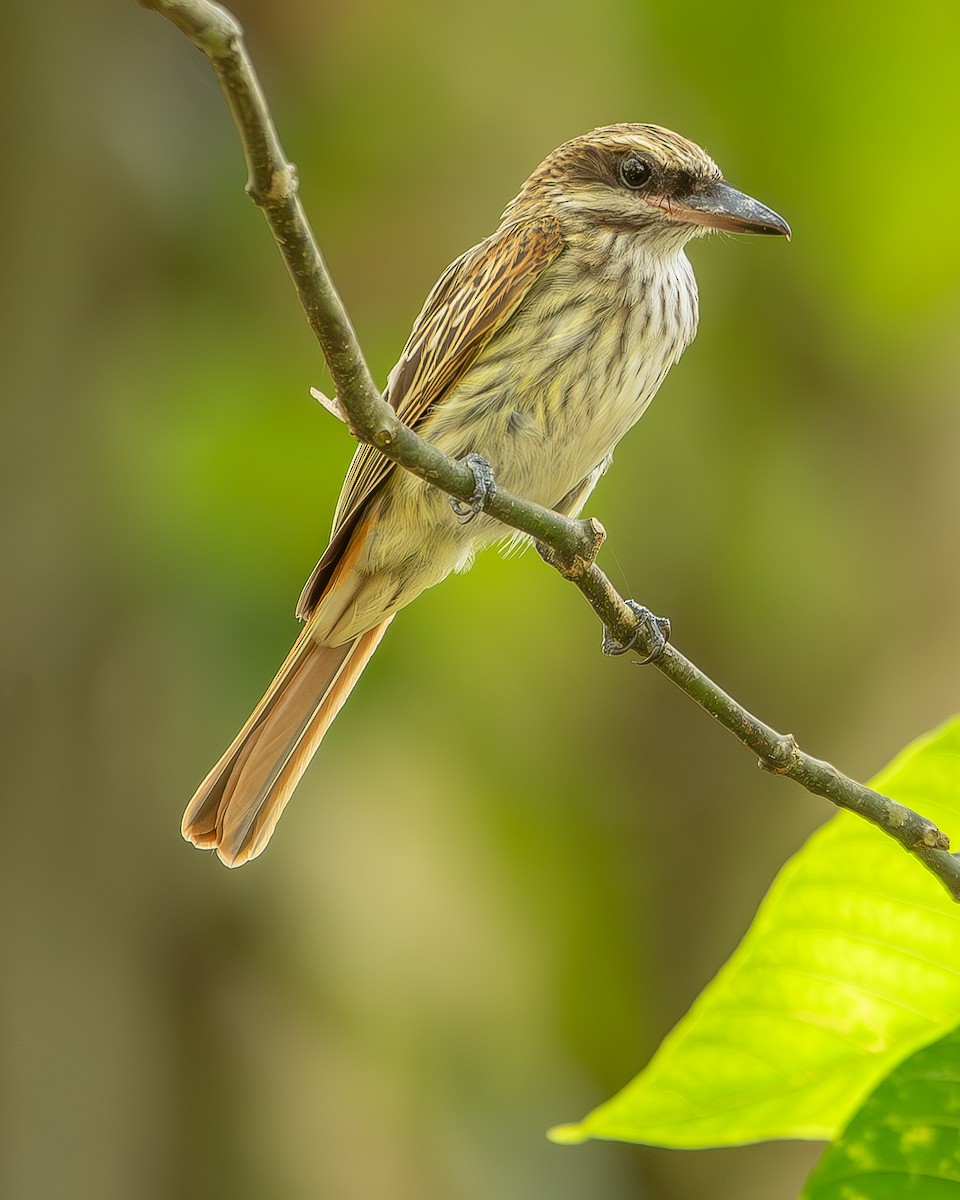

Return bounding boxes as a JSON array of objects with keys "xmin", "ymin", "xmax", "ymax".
[{"xmin": 182, "ymin": 618, "xmax": 392, "ymax": 867}]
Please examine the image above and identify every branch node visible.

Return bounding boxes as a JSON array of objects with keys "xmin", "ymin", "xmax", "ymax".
[
  {"xmin": 247, "ymin": 162, "xmax": 299, "ymax": 207},
  {"xmin": 536, "ymin": 517, "xmax": 606, "ymax": 580},
  {"xmin": 918, "ymin": 825, "xmax": 951, "ymax": 851},
  {"xmin": 582, "ymin": 516, "xmax": 606, "ymax": 559},
  {"xmin": 758, "ymin": 734, "xmax": 800, "ymax": 775},
  {"xmin": 139, "ymin": 0, "xmax": 243, "ymax": 57}
]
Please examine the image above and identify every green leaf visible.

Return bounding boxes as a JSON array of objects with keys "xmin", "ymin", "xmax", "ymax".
[
  {"xmin": 802, "ymin": 1023, "xmax": 960, "ymax": 1199},
  {"xmin": 549, "ymin": 718, "xmax": 960, "ymax": 1148}
]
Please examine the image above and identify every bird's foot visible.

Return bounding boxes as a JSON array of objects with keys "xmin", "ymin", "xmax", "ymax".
[
  {"xmin": 602, "ymin": 600, "xmax": 671, "ymax": 664},
  {"xmin": 450, "ymin": 454, "xmax": 497, "ymax": 524}
]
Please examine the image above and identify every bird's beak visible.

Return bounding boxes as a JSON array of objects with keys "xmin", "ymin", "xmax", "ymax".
[{"xmin": 653, "ymin": 179, "xmax": 791, "ymax": 239}]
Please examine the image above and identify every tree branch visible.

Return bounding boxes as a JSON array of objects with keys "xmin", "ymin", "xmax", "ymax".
[{"xmin": 139, "ymin": 0, "xmax": 960, "ymax": 902}]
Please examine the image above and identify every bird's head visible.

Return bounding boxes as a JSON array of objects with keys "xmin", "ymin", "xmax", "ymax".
[{"xmin": 506, "ymin": 123, "xmax": 790, "ymax": 249}]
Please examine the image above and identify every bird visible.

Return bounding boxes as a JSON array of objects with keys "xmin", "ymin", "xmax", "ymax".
[{"xmin": 182, "ymin": 123, "xmax": 790, "ymax": 867}]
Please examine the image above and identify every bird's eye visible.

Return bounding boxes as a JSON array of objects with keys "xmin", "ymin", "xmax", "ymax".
[{"xmin": 619, "ymin": 155, "xmax": 653, "ymax": 189}]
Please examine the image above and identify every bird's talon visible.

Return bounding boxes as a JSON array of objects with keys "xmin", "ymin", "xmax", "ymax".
[
  {"xmin": 450, "ymin": 453, "xmax": 497, "ymax": 524},
  {"xmin": 602, "ymin": 600, "xmax": 671, "ymax": 663}
]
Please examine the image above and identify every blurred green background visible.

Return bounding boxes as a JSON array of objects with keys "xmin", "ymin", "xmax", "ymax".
[{"xmin": 2, "ymin": 1, "xmax": 959, "ymax": 1197}]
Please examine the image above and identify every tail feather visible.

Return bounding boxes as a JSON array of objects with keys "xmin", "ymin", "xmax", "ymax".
[{"xmin": 183, "ymin": 619, "xmax": 392, "ymax": 867}]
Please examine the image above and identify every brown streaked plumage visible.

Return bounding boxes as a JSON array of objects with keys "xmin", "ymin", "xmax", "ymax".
[{"xmin": 183, "ymin": 123, "xmax": 790, "ymax": 867}]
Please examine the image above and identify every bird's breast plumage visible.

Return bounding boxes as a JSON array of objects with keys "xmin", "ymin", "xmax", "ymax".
[{"xmin": 418, "ymin": 233, "xmax": 699, "ymax": 511}]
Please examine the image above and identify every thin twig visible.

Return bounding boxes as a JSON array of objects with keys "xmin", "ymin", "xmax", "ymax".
[{"xmin": 140, "ymin": 0, "xmax": 960, "ymax": 901}]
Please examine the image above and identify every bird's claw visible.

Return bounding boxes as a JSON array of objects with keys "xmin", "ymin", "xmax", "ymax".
[
  {"xmin": 602, "ymin": 600, "xmax": 671, "ymax": 664},
  {"xmin": 450, "ymin": 454, "xmax": 497, "ymax": 523}
]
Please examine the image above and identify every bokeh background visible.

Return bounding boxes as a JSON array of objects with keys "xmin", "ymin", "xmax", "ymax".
[{"xmin": 3, "ymin": 1, "xmax": 959, "ymax": 1197}]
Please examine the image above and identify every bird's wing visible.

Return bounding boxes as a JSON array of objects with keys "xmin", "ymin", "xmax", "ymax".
[{"xmin": 296, "ymin": 214, "xmax": 564, "ymax": 619}]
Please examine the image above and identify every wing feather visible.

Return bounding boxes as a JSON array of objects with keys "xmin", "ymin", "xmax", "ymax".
[{"xmin": 296, "ymin": 214, "xmax": 564, "ymax": 619}]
